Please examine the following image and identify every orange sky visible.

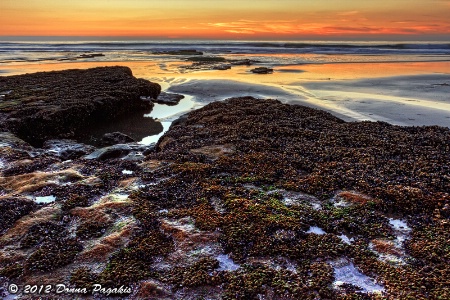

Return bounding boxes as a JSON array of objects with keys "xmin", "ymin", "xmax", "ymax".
[{"xmin": 1, "ymin": 0, "xmax": 450, "ymax": 40}]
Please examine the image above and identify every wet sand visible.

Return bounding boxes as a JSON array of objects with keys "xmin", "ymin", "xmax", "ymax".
[
  {"xmin": 2, "ymin": 60, "xmax": 450, "ymax": 128},
  {"xmin": 166, "ymin": 73, "xmax": 450, "ymax": 127}
]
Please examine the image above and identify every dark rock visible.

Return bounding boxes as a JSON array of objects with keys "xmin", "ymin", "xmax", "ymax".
[
  {"xmin": 85, "ymin": 142, "xmax": 154, "ymax": 161},
  {"xmin": 101, "ymin": 132, "xmax": 135, "ymax": 146},
  {"xmin": 170, "ymin": 113, "xmax": 189, "ymax": 129},
  {"xmin": 43, "ymin": 139, "xmax": 96, "ymax": 160},
  {"xmin": 85, "ymin": 144, "xmax": 132, "ymax": 161},
  {"xmin": 251, "ymin": 67, "xmax": 274, "ymax": 74},
  {"xmin": 142, "ymin": 147, "xmax": 155, "ymax": 156},
  {"xmin": 78, "ymin": 53, "xmax": 105, "ymax": 59},
  {"xmin": 212, "ymin": 64, "xmax": 232, "ymax": 70},
  {"xmin": 0, "ymin": 66, "xmax": 161, "ymax": 146},
  {"xmin": 121, "ymin": 151, "xmax": 146, "ymax": 161},
  {"xmin": 152, "ymin": 50, "xmax": 203, "ymax": 55},
  {"xmin": 152, "ymin": 92, "xmax": 185, "ymax": 106},
  {"xmin": 230, "ymin": 59, "xmax": 255, "ymax": 66},
  {"xmin": 186, "ymin": 56, "xmax": 226, "ymax": 62}
]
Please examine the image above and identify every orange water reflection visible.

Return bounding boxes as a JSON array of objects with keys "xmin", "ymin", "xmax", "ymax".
[{"xmin": 2, "ymin": 60, "xmax": 450, "ymax": 83}]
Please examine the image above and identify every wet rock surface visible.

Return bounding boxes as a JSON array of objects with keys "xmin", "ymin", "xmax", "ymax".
[
  {"xmin": 43, "ymin": 139, "xmax": 96, "ymax": 160},
  {"xmin": 101, "ymin": 132, "xmax": 135, "ymax": 146},
  {"xmin": 0, "ymin": 132, "xmax": 32, "ymax": 149},
  {"xmin": 251, "ymin": 67, "xmax": 274, "ymax": 74},
  {"xmin": 180, "ymin": 56, "xmax": 257, "ymax": 71},
  {"xmin": 0, "ymin": 66, "xmax": 161, "ymax": 146},
  {"xmin": 0, "ymin": 96, "xmax": 450, "ymax": 299}
]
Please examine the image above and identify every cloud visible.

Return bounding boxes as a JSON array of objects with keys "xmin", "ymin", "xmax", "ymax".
[
  {"xmin": 204, "ymin": 17, "xmax": 450, "ymax": 37},
  {"xmin": 224, "ymin": 29, "xmax": 255, "ymax": 34},
  {"xmin": 338, "ymin": 11, "xmax": 359, "ymax": 16},
  {"xmin": 206, "ymin": 20, "xmax": 302, "ymax": 35}
]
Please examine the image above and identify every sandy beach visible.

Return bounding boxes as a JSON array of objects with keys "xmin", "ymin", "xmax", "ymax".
[{"xmin": 7, "ymin": 59, "xmax": 450, "ymax": 128}]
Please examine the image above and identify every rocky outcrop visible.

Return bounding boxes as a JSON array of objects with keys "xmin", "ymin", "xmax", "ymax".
[
  {"xmin": 0, "ymin": 132, "xmax": 32, "ymax": 149},
  {"xmin": 43, "ymin": 139, "xmax": 96, "ymax": 160},
  {"xmin": 229, "ymin": 59, "xmax": 255, "ymax": 66},
  {"xmin": 251, "ymin": 67, "xmax": 273, "ymax": 74},
  {"xmin": 0, "ymin": 66, "xmax": 161, "ymax": 146},
  {"xmin": 78, "ymin": 53, "xmax": 105, "ymax": 59},
  {"xmin": 152, "ymin": 50, "xmax": 203, "ymax": 55},
  {"xmin": 101, "ymin": 132, "xmax": 135, "ymax": 146},
  {"xmin": 85, "ymin": 143, "xmax": 154, "ymax": 161},
  {"xmin": 152, "ymin": 92, "xmax": 185, "ymax": 106}
]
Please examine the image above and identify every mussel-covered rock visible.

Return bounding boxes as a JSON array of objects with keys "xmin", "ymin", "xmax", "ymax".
[
  {"xmin": 152, "ymin": 92, "xmax": 185, "ymax": 106},
  {"xmin": 0, "ymin": 66, "xmax": 161, "ymax": 146}
]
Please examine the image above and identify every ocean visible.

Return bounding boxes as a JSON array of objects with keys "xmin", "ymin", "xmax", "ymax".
[{"xmin": 1, "ymin": 40, "xmax": 450, "ymax": 66}]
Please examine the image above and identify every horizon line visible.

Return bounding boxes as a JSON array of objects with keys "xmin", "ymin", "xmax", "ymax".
[{"xmin": 1, "ymin": 35, "xmax": 450, "ymax": 42}]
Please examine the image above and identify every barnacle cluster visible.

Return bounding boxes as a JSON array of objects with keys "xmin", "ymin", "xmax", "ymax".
[{"xmin": 0, "ymin": 96, "xmax": 449, "ymax": 299}]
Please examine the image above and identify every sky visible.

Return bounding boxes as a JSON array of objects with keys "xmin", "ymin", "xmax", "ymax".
[{"xmin": 1, "ymin": 0, "xmax": 450, "ymax": 40}]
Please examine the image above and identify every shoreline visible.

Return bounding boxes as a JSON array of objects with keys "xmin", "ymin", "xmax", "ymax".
[
  {"xmin": 165, "ymin": 74, "xmax": 450, "ymax": 127},
  {"xmin": 2, "ymin": 59, "xmax": 449, "ymax": 129}
]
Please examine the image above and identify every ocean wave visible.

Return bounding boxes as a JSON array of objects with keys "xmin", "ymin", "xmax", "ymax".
[{"xmin": 1, "ymin": 41, "xmax": 450, "ymax": 55}]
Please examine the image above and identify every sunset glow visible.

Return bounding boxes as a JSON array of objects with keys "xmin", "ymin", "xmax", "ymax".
[{"xmin": 1, "ymin": 0, "xmax": 450, "ymax": 40}]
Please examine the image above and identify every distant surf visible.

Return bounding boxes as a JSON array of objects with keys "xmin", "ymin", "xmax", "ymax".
[{"xmin": 1, "ymin": 40, "xmax": 450, "ymax": 54}]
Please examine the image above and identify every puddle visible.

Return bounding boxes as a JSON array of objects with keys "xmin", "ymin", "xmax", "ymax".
[
  {"xmin": 139, "ymin": 122, "xmax": 171, "ymax": 145},
  {"xmin": 389, "ymin": 218, "xmax": 411, "ymax": 249},
  {"xmin": 369, "ymin": 218, "xmax": 411, "ymax": 265},
  {"xmin": 110, "ymin": 193, "xmax": 129, "ymax": 201},
  {"xmin": 388, "ymin": 218, "xmax": 411, "ymax": 232},
  {"xmin": 278, "ymin": 190, "xmax": 321, "ymax": 209},
  {"xmin": 249, "ymin": 256, "xmax": 298, "ymax": 274},
  {"xmin": 144, "ymin": 95, "xmax": 196, "ymax": 120},
  {"xmin": 164, "ymin": 217, "xmax": 197, "ymax": 233},
  {"xmin": 139, "ymin": 95, "xmax": 198, "ymax": 145},
  {"xmin": 189, "ymin": 245, "xmax": 217, "ymax": 258},
  {"xmin": 77, "ymin": 112, "xmax": 163, "ymax": 147},
  {"xmin": 371, "ymin": 250, "xmax": 405, "ymax": 266},
  {"xmin": 35, "ymin": 195, "xmax": 56, "ymax": 204},
  {"xmin": 217, "ymin": 254, "xmax": 240, "ymax": 271},
  {"xmin": 306, "ymin": 226, "xmax": 326, "ymax": 235},
  {"xmin": 281, "ymin": 259, "xmax": 298, "ymax": 273},
  {"xmin": 331, "ymin": 258, "xmax": 385, "ymax": 293},
  {"xmin": 338, "ymin": 234, "xmax": 353, "ymax": 245},
  {"xmin": 334, "ymin": 199, "xmax": 351, "ymax": 207}
]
